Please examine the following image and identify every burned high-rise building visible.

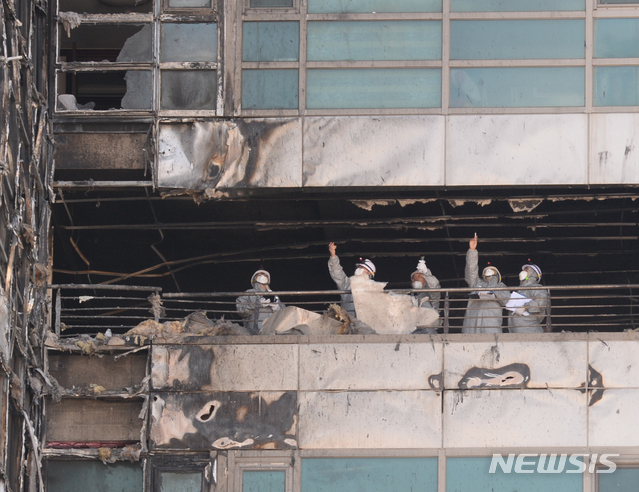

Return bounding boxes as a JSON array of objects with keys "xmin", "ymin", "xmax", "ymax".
[{"xmin": 1, "ymin": 0, "xmax": 639, "ymax": 490}]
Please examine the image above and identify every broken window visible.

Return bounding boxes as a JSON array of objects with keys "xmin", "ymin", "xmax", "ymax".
[
  {"xmin": 152, "ymin": 454, "xmax": 211, "ymax": 492},
  {"xmin": 58, "ymin": 23, "xmax": 152, "ymax": 63},
  {"xmin": 59, "ymin": 0, "xmax": 153, "ymax": 14},
  {"xmin": 46, "ymin": 460, "xmax": 143, "ymax": 492}
]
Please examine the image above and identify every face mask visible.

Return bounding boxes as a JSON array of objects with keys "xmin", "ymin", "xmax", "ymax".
[
  {"xmin": 255, "ymin": 275, "xmax": 269, "ymax": 284},
  {"xmin": 354, "ymin": 267, "xmax": 366, "ymax": 276},
  {"xmin": 412, "ymin": 281, "xmax": 424, "ymax": 289},
  {"xmin": 519, "ymin": 270, "xmax": 528, "ymax": 282}
]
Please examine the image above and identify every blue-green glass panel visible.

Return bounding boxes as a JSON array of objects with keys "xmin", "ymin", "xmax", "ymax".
[
  {"xmin": 446, "ymin": 457, "xmax": 582, "ymax": 492},
  {"xmin": 160, "ymin": 471, "xmax": 202, "ymax": 491},
  {"xmin": 452, "ymin": 0, "xmax": 584, "ymax": 11},
  {"xmin": 243, "ymin": 22, "xmax": 299, "ymax": 62},
  {"xmin": 308, "ymin": 0, "xmax": 441, "ymax": 13},
  {"xmin": 243, "ymin": 470, "xmax": 285, "ymax": 492},
  {"xmin": 595, "ymin": 19, "xmax": 639, "ymax": 58},
  {"xmin": 242, "ymin": 69, "xmax": 298, "ymax": 109},
  {"xmin": 250, "ymin": 0, "xmax": 293, "ymax": 6},
  {"xmin": 451, "ymin": 20, "xmax": 584, "ymax": 60},
  {"xmin": 307, "ymin": 68, "xmax": 441, "ymax": 108},
  {"xmin": 161, "ymin": 23, "xmax": 217, "ymax": 62},
  {"xmin": 302, "ymin": 457, "xmax": 438, "ymax": 492},
  {"xmin": 599, "ymin": 468, "xmax": 639, "ymax": 491},
  {"xmin": 450, "ymin": 67, "xmax": 584, "ymax": 107},
  {"xmin": 308, "ymin": 21, "xmax": 441, "ymax": 61},
  {"xmin": 594, "ymin": 66, "xmax": 639, "ymax": 106},
  {"xmin": 47, "ymin": 461, "xmax": 143, "ymax": 492},
  {"xmin": 161, "ymin": 70, "xmax": 216, "ymax": 109}
]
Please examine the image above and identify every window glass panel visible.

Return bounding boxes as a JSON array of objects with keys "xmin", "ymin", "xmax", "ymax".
[
  {"xmin": 308, "ymin": 21, "xmax": 441, "ymax": 61},
  {"xmin": 242, "ymin": 69, "xmax": 299, "ymax": 109},
  {"xmin": 59, "ymin": 24, "xmax": 152, "ymax": 63},
  {"xmin": 451, "ymin": 20, "xmax": 584, "ymax": 60},
  {"xmin": 161, "ymin": 70, "xmax": 216, "ymax": 109},
  {"xmin": 450, "ymin": 67, "xmax": 584, "ymax": 107},
  {"xmin": 451, "ymin": 0, "xmax": 584, "ymax": 11},
  {"xmin": 250, "ymin": 0, "xmax": 294, "ymax": 7},
  {"xmin": 59, "ymin": 0, "xmax": 152, "ymax": 14},
  {"xmin": 594, "ymin": 66, "xmax": 639, "ymax": 106},
  {"xmin": 308, "ymin": 68, "xmax": 441, "ymax": 108},
  {"xmin": 47, "ymin": 460, "xmax": 143, "ymax": 492},
  {"xmin": 160, "ymin": 471, "xmax": 203, "ymax": 491},
  {"xmin": 446, "ymin": 457, "xmax": 582, "ymax": 492},
  {"xmin": 243, "ymin": 22, "xmax": 299, "ymax": 62},
  {"xmin": 600, "ymin": 0, "xmax": 639, "ymax": 3},
  {"xmin": 243, "ymin": 470, "xmax": 286, "ymax": 492},
  {"xmin": 58, "ymin": 70, "xmax": 152, "ymax": 110},
  {"xmin": 168, "ymin": 0, "xmax": 211, "ymax": 6},
  {"xmin": 160, "ymin": 23, "xmax": 218, "ymax": 62},
  {"xmin": 301, "ymin": 458, "xmax": 438, "ymax": 492},
  {"xmin": 594, "ymin": 19, "xmax": 639, "ymax": 58},
  {"xmin": 599, "ymin": 468, "xmax": 639, "ymax": 491},
  {"xmin": 308, "ymin": 0, "xmax": 441, "ymax": 13}
]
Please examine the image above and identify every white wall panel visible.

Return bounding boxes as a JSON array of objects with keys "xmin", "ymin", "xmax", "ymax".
[
  {"xmin": 302, "ymin": 116, "xmax": 445, "ymax": 187},
  {"xmin": 299, "ymin": 390, "xmax": 441, "ymax": 449},
  {"xmin": 446, "ymin": 114, "xmax": 587, "ymax": 186},
  {"xmin": 443, "ymin": 340, "xmax": 587, "ymax": 389},
  {"xmin": 589, "ymin": 389, "xmax": 639, "ymax": 447},
  {"xmin": 299, "ymin": 342, "xmax": 443, "ymax": 391},
  {"xmin": 590, "ymin": 113, "xmax": 639, "ymax": 185},
  {"xmin": 443, "ymin": 389, "xmax": 587, "ymax": 448}
]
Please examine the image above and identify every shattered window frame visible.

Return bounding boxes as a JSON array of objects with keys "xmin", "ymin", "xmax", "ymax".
[
  {"xmin": 54, "ymin": 0, "xmax": 222, "ymax": 115},
  {"xmin": 151, "ymin": 454, "xmax": 212, "ymax": 491}
]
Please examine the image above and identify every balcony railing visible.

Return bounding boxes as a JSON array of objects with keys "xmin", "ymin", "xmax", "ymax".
[{"xmin": 48, "ymin": 283, "xmax": 639, "ymax": 337}]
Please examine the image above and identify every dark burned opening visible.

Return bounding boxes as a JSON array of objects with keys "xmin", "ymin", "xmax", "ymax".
[{"xmin": 50, "ymin": 185, "xmax": 639, "ymax": 334}]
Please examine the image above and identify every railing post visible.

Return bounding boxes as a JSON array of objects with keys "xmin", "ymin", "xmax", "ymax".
[
  {"xmin": 443, "ymin": 292, "xmax": 450, "ymax": 334},
  {"xmin": 546, "ymin": 293, "xmax": 552, "ymax": 333},
  {"xmin": 54, "ymin": 288, "xmax": 61, "ymax": 336}
]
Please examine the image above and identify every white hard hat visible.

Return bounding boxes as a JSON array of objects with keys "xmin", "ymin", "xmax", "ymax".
[
  {"xmin": 251, "ymin": 269, "xmax": 271, "ymax": 285},
  {"xmin": 356, "ymin": 258, "xmax": 376, "ymax": 277},
  {"xmin": 522, "ymin": 264, "xmax": 542, "ymax": 279},
  {"xmin": 482, "ymin": 265, "xmax": 501, "ymax": 282}
]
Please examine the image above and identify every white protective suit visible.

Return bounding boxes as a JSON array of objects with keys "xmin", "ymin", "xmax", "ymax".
[
  {"xmin": 236, "ymin": 275, "xmax": 284, "ymax": 334},
  {"xmin": 508, "ymin": 271, "xmax": 549, "ymax": 334},
  {"xmin": 327, "ymin": 255, "xmax": 356, "ymax": 317},
  {"xmin": 412, "ymin": 266, "xmax": 442, "ymax": 335},
  {"xmin": 462, "ymin": 249, "xmax": 509, "ymax": 334}
]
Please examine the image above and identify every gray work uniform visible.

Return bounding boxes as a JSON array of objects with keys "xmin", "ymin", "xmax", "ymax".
[
  {"xmin": 236, "ymin": 287, "xmax": 283, "ymax": 334},
  {"xmin": 328, "ymin": 256, "xmax": 356, "ymax": 317},
  {"xmin": 412, "ymin": 270, "xmax": 442, "ymax": 334},
  {"xmin": 508, "ymin": 277, "xmax": 549, "ymax": 333},
  {"xmin": 462, "ymin": 249, "xmax": 509, "ymax": 334}
]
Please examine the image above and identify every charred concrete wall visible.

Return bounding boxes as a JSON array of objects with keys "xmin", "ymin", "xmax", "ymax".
[{"xmin": 0, "ymin": 0, "xmax": 51, "ymax": 490}]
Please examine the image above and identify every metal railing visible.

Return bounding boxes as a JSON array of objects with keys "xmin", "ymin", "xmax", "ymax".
[{"xmin": 48, "ymin": 284, "xmax": 639, "ymax": 336}]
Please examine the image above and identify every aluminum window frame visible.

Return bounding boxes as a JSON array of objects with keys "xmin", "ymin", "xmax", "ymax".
[{"xmin": 231, "ymin": 452, "xmax": 295, "ymax": 492}]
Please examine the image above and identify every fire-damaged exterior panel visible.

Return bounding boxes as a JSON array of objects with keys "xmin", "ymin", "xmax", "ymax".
[
  {"xmin": 443, "ymin": 389, "xmax": 588, "ymax": 448},
  {"xmin": 298, "ymin": 342, "xmax": 442, "ymax": 391},
  {"xmin": 589, "ymin": 339, "xmax": 639, "ymax": 388},
  {"xmin": 149, "ymin": 391, "xmax": 297, "ymax": 450},
  {"xmin": 588, "ymin": 389, "xmax": 639, "ymax": 447},
  {"xmin": 590, "ymin": 113, "xmax": 639, "ymax": 184},
  {"xmin": 298, "ymin": 390, "xmax": 442, "ymax": 449},
  {"xmin": 157, "ymin": 120, "xmax": 303, "ymax": 189},
  {"xmin": 49, "ymin": 353, "xmax": 147, "ymax": 391},
  {"xmin": 446, "ymin": 114, "xmax": 588, "ymax": 186},
  {"xmin": 151, "ymin": 344, "xmax": 298, "ymax": 392},
  {"xmin": 54, "ymin": 133, "xmax": 148, "ymax": 170},
  {"xmin": 302, "ymin": 116, "xmax": 445, "ymax": 187},
  {"xmin": 45, "ymin": 398, "xmax": 144, "ymax": 443},
  {"xmin": 443, "ymin": 339, "xmax": 587, "ymax": 390}
]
